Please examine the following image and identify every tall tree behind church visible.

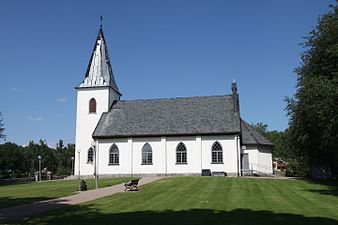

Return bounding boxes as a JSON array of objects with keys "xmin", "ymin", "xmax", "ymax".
[
  {"xmin": 55, "ymin": 140, "xmax": 75, "ymax": 175},
  {"xmin": 285, "ymin": 4, "xmax": 338, "ymax": 178}
]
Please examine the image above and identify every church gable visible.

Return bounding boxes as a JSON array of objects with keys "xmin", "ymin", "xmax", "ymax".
[{"xmin": 93, "ymin": 95, "xmax": 241, "ymax": 138}]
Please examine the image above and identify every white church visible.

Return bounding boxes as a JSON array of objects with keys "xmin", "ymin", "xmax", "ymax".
[{"xmin": 74, "ymin": 27, "xmax": 273, "ymax": 177}]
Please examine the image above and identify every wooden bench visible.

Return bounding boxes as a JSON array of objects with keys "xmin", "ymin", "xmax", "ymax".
[
  {"xmin": 124, "ymin": 178, "xmax": 140, "ymax": 191},
  {"xmin": 212, "ymin": 171, "xmax": 226, "ymax": 177}
]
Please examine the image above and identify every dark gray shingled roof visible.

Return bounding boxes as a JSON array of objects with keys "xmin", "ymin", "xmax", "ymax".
[
  {"xmin": 241, "ymin": 120, "xmax": 274, "ymax": 146},
  {"xmin": 93, "ymin": 95, "xmax": 241, "ymax": 138}
]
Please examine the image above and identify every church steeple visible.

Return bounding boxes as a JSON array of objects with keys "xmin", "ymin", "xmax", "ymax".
[{"xmin": 79, "ymin": 27, "xmax": 121, "ymax": 96}]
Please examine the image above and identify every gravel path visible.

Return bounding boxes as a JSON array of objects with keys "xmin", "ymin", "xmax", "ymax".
[{"xmin": 0, "ymin": 176, "xmax": 163, "ymax": 223}]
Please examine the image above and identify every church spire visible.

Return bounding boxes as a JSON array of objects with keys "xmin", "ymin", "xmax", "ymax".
[{"xmin": 79, "ymin": 26, "xmax": 121, "ymax": 95}]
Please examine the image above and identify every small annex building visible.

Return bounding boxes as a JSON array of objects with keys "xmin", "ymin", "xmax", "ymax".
[{"xmin": 74, "ymin": 27, "xmax": 274, "ymax": 177}]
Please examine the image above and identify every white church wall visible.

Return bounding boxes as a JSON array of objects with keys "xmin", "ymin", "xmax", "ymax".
[
  {"xmin": 257, "ymin": 146, "xmax": 273, "ymax": 174},
  {"xmin": 89, "ymin": 134, "xmax": 240, "ymax": 177},
  {"xmin": 166, "ymin": 136, "xmax": 201, "ymax": 175},
  {"xmin": 97, "ymin": 138, "xmax": 130, "ymax": 175},
  {"xmin": 243, "ymin": 145, "xmax": 258, "ymax": 172},
  {"xmin": 75, "ymin": 87, "xmax": 113, "ymax": 176},
  {"xmin": 243, "ymin": 145, "xmax": 273, "ymax": 174},
  {"xmin": 132, "ymin": 137, "xmax": 165, "ymax": 175},
  {"xmin": 201, "ymin": 135, "xmax": 239, "ymax": 176}
]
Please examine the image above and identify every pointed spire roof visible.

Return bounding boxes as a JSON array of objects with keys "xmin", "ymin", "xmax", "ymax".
[{"xmin": 78, "ymin": 27, "xmax": 121, "ymax": 95}]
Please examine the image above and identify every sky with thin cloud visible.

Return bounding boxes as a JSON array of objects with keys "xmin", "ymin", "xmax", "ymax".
[
  {"xmin": 57, "ymin": 97, "xmax": 67, "ymax": 103},
  {"xmin": 28, "ymin": 116, "xmax": 43, "ymax": 122},
  {"xmin": 0, "ymin": 0, "xmax": 335, "ymax": 146}
]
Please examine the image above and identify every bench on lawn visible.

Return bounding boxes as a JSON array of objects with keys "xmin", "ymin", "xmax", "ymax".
[{"xmin": 124, "ymin": 178, "xmax": 140, "ymax": 191}]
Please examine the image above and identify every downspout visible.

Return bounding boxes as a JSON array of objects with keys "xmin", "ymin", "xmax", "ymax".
[
  {"xmin": 92, "ymin": 140, "xmax": 99, "ymax": 189},
  {"xmin": 200, "ymin": 136, "xmax": 202, "ymax": 173},
  {"xmin": 236, "ymin": 136, "xmax": 240, "ymax": 177},
  {"xmin": 77, "ymin": 149, "xmax": 81, "ymax": 179},
  {"xmin": 164, "ymin": 137, "xmax": 167, "ymax": 175},
  {"xmin": 96, "ymin": 139, "xmax": 99, "ymax": 182},
  {"xmin": 130, "ymin": 138, "xmax": 133, "ymax": 177}
]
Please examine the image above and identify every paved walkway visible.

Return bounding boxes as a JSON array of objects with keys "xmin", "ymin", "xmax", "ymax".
[{"xmin": 0, "ymin": 177, "xmax": 163, "ymax": 224}]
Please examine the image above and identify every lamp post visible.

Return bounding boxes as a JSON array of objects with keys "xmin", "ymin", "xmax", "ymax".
[
  {"xmin": 71, "ymin": 156, "xmax": 75, "ymax": 175},
  {"xmin": 37, "ymin": 155, "xmax": 42, "ymax": 181},
  {"xmin": 91, "ymin": 141, "xmax": 99, "ymax": 189}
]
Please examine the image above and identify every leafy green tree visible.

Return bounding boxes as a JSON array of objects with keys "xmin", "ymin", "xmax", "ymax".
[
  {"xmin": 0, "ymin": 143, "xmax": 25, "ymax": 178},
  {"xmin": 286, "ymin": 4, "xmax": 338, "ymax": 178},
  {"xmin": 24, "ymin": 140, "xmax": 56, "ymax": 176},
  {"xmin": 267, "ymin": 130, "xmax": 288, "ymax": 160},
  {"xmin": 0, "ymin": 139, "xmax": 75, "ymax": 179},
  {"xmin": 54, "ymin": 140, "xmax": 75, "ymax": 176},
  {"xmin": 0, "ymin": 112, "xmax": 5, "ymax": 141}
]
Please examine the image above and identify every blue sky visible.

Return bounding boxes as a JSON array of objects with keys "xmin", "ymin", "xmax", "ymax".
[{"xmin": 0, "ymin": 0, "xmax": 335, "ymax": 146}]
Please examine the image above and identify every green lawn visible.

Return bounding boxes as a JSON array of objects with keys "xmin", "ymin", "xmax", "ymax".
[
  {"xmin": 0, "ymin": 177, "xmax": 134, "ymax": 209},
  {"xmin": 9, "ymin": 177, "xmax": 338, "ymax": 225}
]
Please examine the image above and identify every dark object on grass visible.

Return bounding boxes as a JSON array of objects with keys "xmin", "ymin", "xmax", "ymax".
[
  {"xmin": 80, "ymin": 179, "xmax": 87, "ymax": 191},
  {"xmin": 124, "ymin": 178, "xmax": 140, "ymax": 191},
  {"xmin": 202, "ymin": 169, "xmax": 211, "ymax": 176}
]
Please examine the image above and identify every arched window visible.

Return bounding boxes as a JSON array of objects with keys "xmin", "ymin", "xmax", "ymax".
[
  {"xmin": 109, "ymin": 144, "xmax": 119, "ymax": 165},
  {"xmin": 176, "ymin": 142, "xmax": 187, "ymax": 164},
  {"xmin": 89, "ymin": 98, "xmax": 96, "ymax": 113},
  {"xmin": 87, "ymin": 147, "xmax": 94, "ymax": 163},
  {"xmin": 211, "ymin": 141, "xmax": 223, "ymax": 163},
  {"xmin": 142, "ymin": 143, "xmax": 152, "ymax": 164}
]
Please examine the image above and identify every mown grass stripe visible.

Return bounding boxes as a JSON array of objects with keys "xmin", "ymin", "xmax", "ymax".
[
  {"xmin": 0, "ymin": 177, "xmax": 134, "ymax": 209},
  {"xmin": 5, "ymin": 177, "xmax": 338, "ymax": 225}
]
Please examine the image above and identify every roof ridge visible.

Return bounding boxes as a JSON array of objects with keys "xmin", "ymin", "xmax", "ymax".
[{"xmin": 118, "ymin": 94, "xmax": 232, "ymax": 102}]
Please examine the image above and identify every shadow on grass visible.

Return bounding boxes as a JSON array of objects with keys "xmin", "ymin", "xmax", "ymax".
[
  {"xmin": 18, "ymin": 206, "xmax": 338, "ymax": 225},
  {"xmin": 0, "ymin": 196, "xmax": 55, "ymax": 209},
  {"xmin": 305, "ymin": 179, "xmax": 338, "ymax": 197}
]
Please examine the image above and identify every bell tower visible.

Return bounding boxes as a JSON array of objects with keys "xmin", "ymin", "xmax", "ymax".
[{"xmin": 74, "ymin": 26, "xmax": 121, "ymax": 176}]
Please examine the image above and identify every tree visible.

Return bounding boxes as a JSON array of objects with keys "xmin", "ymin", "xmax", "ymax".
[
  {"xmin": 286, "ymin": 4, "xmax": 338, "ymax": 179},
  {"xmin": 24, "ymin": 140, "xmax": 56, "ymax": 176},
  {"xmin": 54, "ymin": 141, "xmax": 75, "ymax": 176},
  {"xmin": 0, "ymin": 143, "xmax": 25, "ymax": 178},
  {"xmin": 0, "ymin": 139, "xmax": 75, "ymax": 179},
  {"xmin": 0, "ymin": 112, "xmax": 5, "ymax": 141},
  {"xmin": 251, "ymin": 122, "xmax": 268, "ymax": 136}
]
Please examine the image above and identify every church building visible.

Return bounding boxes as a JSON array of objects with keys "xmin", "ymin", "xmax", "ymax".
[{"xmin": 74, "ymin": 27, "xmax": 274, "ymax": 177}]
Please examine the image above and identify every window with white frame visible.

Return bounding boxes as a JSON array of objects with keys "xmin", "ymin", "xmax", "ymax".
[
  {"xmin": 109, "ymin": 144, "xmax": 119, "ymax": 165},
  {"xmin": 176, "ymin": 142, "xmax": 187, "ymax": 164},
  {"xmin": 87, "ymin": 147, "xmax": 94, "ymax": 163},
  {"xmin": 142, "ymin": 143, "xmax": 152, "ymax": 164},
  {"xmin": 211, "ymin": 141, "xmax": 223, "ymax": 163}
]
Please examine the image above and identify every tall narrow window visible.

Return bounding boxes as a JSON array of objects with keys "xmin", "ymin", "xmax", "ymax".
[
  {"xmin": 89, "ymin": 98, "xmax": 96, "ymax": 113},
  {"xmin": 87, "ymin": 147, "xmax": 94, "ymax": 163},
  {"xmin": 109, "ymin": 144, "xmax": 119, "ymax": 165},
  {"xmin": 211, "ymin": 141, "xmax": 223, "ymax": 163},
  {"xmin": 142, "ymin": 143, "xmax": 152, "ymax": 164},
  {"xmin": 176, "ymin": 142, "xmax": 187, "ymax": 164}
]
